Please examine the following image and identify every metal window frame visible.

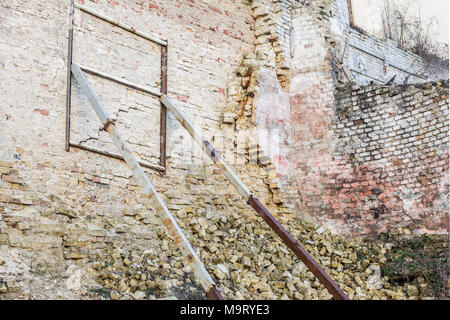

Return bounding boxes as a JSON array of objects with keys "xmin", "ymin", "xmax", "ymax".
[
  {"xmin": 65, "ymin": 1, "xmax": 168, "ymax": 173},
  {"xmin": 71, "ymin": 63, "xmax": 223, "ymax": 299}
]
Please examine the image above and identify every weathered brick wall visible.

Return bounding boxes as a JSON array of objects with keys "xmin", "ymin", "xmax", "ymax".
[
  {"xmin": 283, "ymin": 0, "xmax": 449, "ymax": 238},
  {"xmin": 330, "ymin": 81, "xmax": 449, "ymax": 236},
  {"xmin": 289, "ymin": 80, "xmax": 449, "ymax": 237},
  {"xmin": 0, "ymin": 0, "xmax": 448, "ymax": 301},
  {"xmin": 0, "ymin": 0, "xmax": 265, "ymax": 299}
]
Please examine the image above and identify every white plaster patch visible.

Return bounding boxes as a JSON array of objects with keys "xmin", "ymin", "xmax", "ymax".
[{"xmin": 255, "ymin": 68, "xmax": 290, "ymax": 176}]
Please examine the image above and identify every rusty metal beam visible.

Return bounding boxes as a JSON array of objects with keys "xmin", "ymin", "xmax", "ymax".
[
  {"xmin": 71, "ymin": 63, "xmax": 223, "ymax": 300},
  {"xmin": 65, "ymin": 0, "xmax": 74, "ymax": 151},
  {"xmin": 247, "ymin": 197, "xmax": 349, "ymax": 300},
  {"xmin": 160, "ymin": 44, "xmax": 168, "ymax": 171},
  {"xmin": 67, "ymin": 2, "xmax": 167, "ymax": 171},
  {"xmin": 347, "ymin": 0, "xmax": 355, "ymax": 26},
  {"xmin": 78, "ymin": 64, "xmax": 162, "ymax": 97},
  {"xmin": 161, "ymin": 94, "xmax": 349, "ymax": 300},
  {"xmin": 161, "ymin": 95, "xmax": 252, "ymax": 200},
  {"xmin": 207, "ymin": 286, "xmax": 224, "ymax": 300},
  {"xmin": 68, "ymin": 142, "xmax": 165, "ymax": 172},
  {"xmin": 74, "ymin": 2, "xmax": 168, "ymax": 46}
]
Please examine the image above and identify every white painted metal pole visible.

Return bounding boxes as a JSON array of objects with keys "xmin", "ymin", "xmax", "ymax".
[
  {"xmin": 71, "ymin": 64, "xmax": 218, "ymax": 296},
  {"xmin": 78, "ymin": 64, "xmax": 161, "ymax": 97},
  {"xmin": 161, "ymin": 94, "xmax": 252, "ymax": 200}
]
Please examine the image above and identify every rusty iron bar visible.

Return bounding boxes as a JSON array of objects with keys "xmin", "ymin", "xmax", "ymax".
[
  {"xmin": 161, "ymin": 94, "xmax": 350, "ymax": 300},
  {"xmin": 78, "ymin": 64, "xmax": 162, "ymax": 97},
  {"xmin": 68, "ymin": 142, "xmax": 165, "ymax": 172},
  {"xmin": 346, "ymin": 0, "xmax": 355, "ymax": 27},
  {"xmin": 207, "ymin": 286, "xmax": 224, "ymax": 300},
  {"xmin": 65, "ymin": 0, "xmax": 74, "ymax": 151},
  {"xmin": 248, "ymin": 197, "xmax": 349, "ymax": 300},
  {"xmin": 71, "ymin": 63, "xmax": 223, "ymax": 300},
  {"xmin": 73, "ymin": 2, "xmax": 168, "ymax": 46},
  {"xmin": 161, "ymin": 95, "xmax": 252, "ymax": 199},
  {"xmin": 160, "ymin": 44, "xmax": 168, "ymax": 172},
  {"xmin": 67, "ymin": 2, "xmax": 167, "ymax": 171}
]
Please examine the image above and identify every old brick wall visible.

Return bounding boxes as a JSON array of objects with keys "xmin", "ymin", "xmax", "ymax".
[
  {"xmin": 0, "ymin": 0, "xmax": 335, "ymax": 301},
  {"xmin": 282, "ymin": 0, "xmax": 449, "ymax": 237},
  {"xmin": 330, "ymin": 81, "xmax": 449, "ymax": 236},
  {"xmin": 0, "ymin": 0, "xmax": 448, "ymax": 301},
  {"xmin": 288, "ymin": 79, "xmax": 449, "ymax": 237},
  {"xmin": 0, "ymin": 0, "xmax": 265, "ymax": 299}
]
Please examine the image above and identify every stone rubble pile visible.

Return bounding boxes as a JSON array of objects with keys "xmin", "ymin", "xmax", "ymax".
[
  {"xmin": 89, "ymin": 200, "xmax": 447, "ymax": 300},
  {"xmin": 0, "ymin": 147, "xmax": 446, "ymax": 301}
]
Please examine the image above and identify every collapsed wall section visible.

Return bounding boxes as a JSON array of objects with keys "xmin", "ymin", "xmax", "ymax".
[{"xmin": 0, "ymin": 0, "xmax": 448, "ymax": 301}]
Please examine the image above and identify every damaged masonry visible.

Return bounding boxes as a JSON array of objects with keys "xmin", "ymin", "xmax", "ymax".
[{"xmin": 0, "ymin": 0, "xmax": 448, "ymax": 300}]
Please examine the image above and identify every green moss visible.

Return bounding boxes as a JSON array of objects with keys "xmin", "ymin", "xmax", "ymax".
[
  {"xmin": 381, "ymin": 235, "xmax": 448, "ymax": 297},
  {"xmin": 89, "ymin": 287, "xmax": 111, "ymax": 299}
]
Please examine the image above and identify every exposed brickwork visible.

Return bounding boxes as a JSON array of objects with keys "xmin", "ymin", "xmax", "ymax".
[
  {"xmin": 0, "ymin": 0, "xmax": 260, "ymax": 299},
  {"xmin": 331, "ymin": 81, "xmax": 449, "ymax": 235},
  {"xmin": 289, "ymin": 80, "xmax": 449, "ymax": 237},
  {"xmin": 0, "ymin": 0, "xmax": 448, "ymax": 301}
]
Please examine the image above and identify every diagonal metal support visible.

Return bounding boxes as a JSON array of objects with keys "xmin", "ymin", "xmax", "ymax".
[
  {"xmin": 161, "ymin": 94, "xmax": 350, "ymax": 300},
  {"xmin": 71, "ymin": 63, "xmax": 223, "ymax": 300},
  {"xmin": 161, "ymin": 95, "xmax": 252, "ymax": 200}
]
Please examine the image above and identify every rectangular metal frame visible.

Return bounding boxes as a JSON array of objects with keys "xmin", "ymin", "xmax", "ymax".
[
  {"xmin": 71, "ymin": 63, "xmax": 223, "ymax": 300},
  {"xmin": 64, "ymin": 0, "xmax": 348, "ymax": 301},
  {"xmin": 65, "ymin": 1, "xmax": 168, "ymax": 173}
]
